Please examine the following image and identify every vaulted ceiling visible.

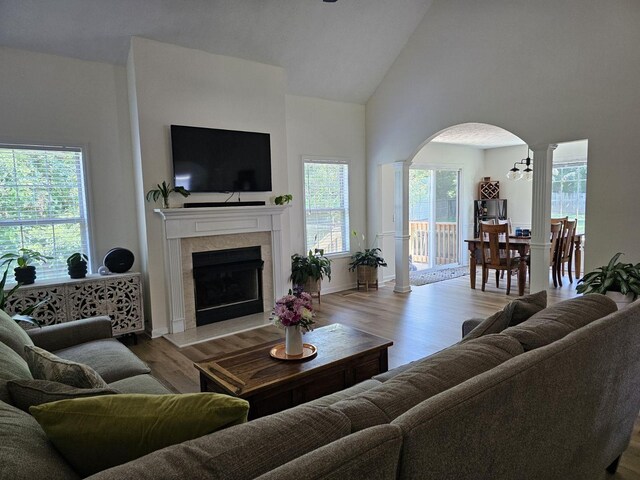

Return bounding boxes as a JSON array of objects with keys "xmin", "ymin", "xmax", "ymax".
[{"xmin": 0, "ymin": 0, "xmax": 433, "ymax": 104}]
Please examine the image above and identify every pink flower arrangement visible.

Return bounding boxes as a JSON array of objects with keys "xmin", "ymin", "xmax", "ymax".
[{"xmin": 271, "ymin": 288, "xmax": 315, "ymax": 332}]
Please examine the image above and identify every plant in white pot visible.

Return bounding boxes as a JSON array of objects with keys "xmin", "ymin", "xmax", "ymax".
[{"xmin": 576, "ymin": 252, "xmax": 640, "ymax": 308}]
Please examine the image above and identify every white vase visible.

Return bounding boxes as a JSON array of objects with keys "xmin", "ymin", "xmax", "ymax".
[
  {"xmin": 605, "ymin": 291, "xmax": 636, "ymax": 310},
  {"xmin": 285, "ymin": 326, "xmax": 303, "ymax": 356}
]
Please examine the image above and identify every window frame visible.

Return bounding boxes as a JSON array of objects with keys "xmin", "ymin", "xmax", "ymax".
[
  {"xmin": 551, "ymin": 158, "xmax": 587, "ymax": 234},
  {"xmin": 301, "ymin": 156, "xmax": 351, "ymax": 258},
  {"xmin": 0, "ymin": 140, "xmax": 96, "ymax": 280}
]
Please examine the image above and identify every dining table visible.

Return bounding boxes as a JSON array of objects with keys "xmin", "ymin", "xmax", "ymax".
[{"xmin": 464, "ymin": 234, "xmax": 584, "ymax": 295}]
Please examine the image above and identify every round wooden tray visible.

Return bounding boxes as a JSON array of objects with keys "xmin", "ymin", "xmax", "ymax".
[{"xmin": 269, "ymin": 343, "xmax": 318, "ymax": 361}]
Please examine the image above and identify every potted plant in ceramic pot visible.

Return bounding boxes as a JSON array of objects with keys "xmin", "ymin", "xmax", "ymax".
[
  {"xmin": 576, "ymin": 252, "xmax": 640, "ymax": 308},
  {"xmin": 290, "ymin": 249, "xmax": 331, "ymax": 297},
  {"xmin": 0, "ymin": 248, "xmax": 52, "ymax": 285},
  {"xmin": 67, "ymin": 253, "xmax": 89, "ymax": 279},
  {"xmin": 0, "ymin": 262, "xmax": 47, "ymax": 327}
]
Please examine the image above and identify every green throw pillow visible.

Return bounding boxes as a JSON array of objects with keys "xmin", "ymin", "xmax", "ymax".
[
  {"xmin": 30, "ymin": 393, "xmax": 250, "ymax": 476},
  {"xmin": 24, "ymin": 345, "xmax": 109, "ymax": 389},
  {"xmin": 7, "ymin": 379, "xmax": 120, "ymax": 412},
  {"xmin": 0, "ymin": 308, "xmax": 34, "ymax": 359}
]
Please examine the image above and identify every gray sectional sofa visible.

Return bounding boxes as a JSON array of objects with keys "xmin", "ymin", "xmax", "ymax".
[{"xmin": 2, "ymin": 293, "xmax": 640, "ymax": 479}]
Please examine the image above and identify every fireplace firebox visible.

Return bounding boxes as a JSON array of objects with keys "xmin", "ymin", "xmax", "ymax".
[{"xmin": 192, "ymin": 247, "xmax": 264, "ymax": 326}]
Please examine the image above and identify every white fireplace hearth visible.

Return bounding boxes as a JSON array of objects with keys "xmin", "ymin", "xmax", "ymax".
[{"xmin": 154, "ymin": 205, "xmax": 288, "ymax": 336}]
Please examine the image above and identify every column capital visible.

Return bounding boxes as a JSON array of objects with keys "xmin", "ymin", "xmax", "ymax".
[{"xmin": 530, "ymin": 143, "xmax": 558, "ymax": 152}]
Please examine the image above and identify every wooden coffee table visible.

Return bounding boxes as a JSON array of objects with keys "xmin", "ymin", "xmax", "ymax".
[{"xmin": 195, "ymin": 323, "xmax": 393, "ymax": 419}]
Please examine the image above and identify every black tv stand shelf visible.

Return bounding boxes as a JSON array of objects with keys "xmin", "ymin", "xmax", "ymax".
[{"xmin": 184, "ymin": 201, "xmax": 266, "ymax": 208}]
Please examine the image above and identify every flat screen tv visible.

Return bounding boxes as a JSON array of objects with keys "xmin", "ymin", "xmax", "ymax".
[{"xmin": 171, "ymin": 125, "xmax": 272, "ymax": 192}]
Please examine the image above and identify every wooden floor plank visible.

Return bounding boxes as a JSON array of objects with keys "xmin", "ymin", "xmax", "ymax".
[{"xmin": 128, "ymin": 273, "xmax": 638, "ymax": 478}]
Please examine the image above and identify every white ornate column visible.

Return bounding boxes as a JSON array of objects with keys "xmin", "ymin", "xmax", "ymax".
[
  {"xmin": 394, "ymin": 161, "xmax": 411, "ymax": 293},
  {"xmin": 530, "ymin": 144, "xmax": 557, "ymax": 293},
  {"xmin": 270, "ymin": 212, "xmax": 285, "ymax": 298}
]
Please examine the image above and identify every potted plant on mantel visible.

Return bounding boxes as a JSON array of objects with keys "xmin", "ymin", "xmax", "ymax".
[
  {"xmin": 349, "ymin": 248, "xmax": 387, "ymax": 291},
  {"xmin": 0, "ymin": 248, "xmax": 52, "ymax": 285},
  {"xmin": 67, "ymin": 253, "xmax": 89, "ymax": 279},
  {"xmin": 145, "ymin": 180, "xmax": 191, "ymax": 209},
  {"xmin": 290, "ymin": 249, "xmax": 332, "ymax": 299},
  {"xmin": 576, "ymin": 252, "xmax": 640, "ymax": 309}
]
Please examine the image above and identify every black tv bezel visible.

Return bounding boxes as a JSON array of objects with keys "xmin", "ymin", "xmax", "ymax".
[{"xmin": 170, "ymin": 124, "xmax": 272, "ymax": 193}]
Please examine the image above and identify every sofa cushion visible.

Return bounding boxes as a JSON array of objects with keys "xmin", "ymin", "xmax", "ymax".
[
  {"xmin": 7, "ymin": 379, "xmax": 119, "ymax": 412},
  {"xmin": 54, "ymin": 338, "xmax": 150, "ymax": 383},
  {"xmin": 86, "ymin": 405, "xmax": 351, "ymax": 480},
  {"xmin": 109, "ymin": 374, "xmax": 172, "ymax": 394},
  {"xmin": 31, "ymin": 393, "xmax": 250, "ymax": 477},
  {"xmin": 254, "ymin": 424, "xmax": 403, "ymax": 480},
  {"xmin": 24, "ymin": 345, "xmax": 109, "ymax": 388},
  {"xmin": 0, "ymin": 309, "xmax": 34, "ymax": 359},
  {"xmin": 462, "ymin": 290, "xmax": 547, "ymax": 341},
  {"xmin": 330, "ymin": 334, "xmax": 524, "ymax": 432},
  {"xmin": 305, "ymin": 379, "xmax": 382, "ymax": 407},
  {"xmin": 502, "ymin": 293, "xmax": 617, "ymax": 351},
  {"xmin": 0, "ymin": 400, "xmax": 80, "ymax": 480},
  {"xmin": 373, "ymin": 361, "xmax": 416, "ymax": 382},
  {"xmin": 0, "ymin": 341, "xmax": 33, "ymax": 404}
]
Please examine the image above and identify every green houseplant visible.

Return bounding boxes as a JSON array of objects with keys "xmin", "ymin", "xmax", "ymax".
[
  {"xmin": 349, "ymin": 248, "xmax": 387, "ymax": 291},
  {"xmin": 145, "ymin": 180, "xmax": 191, "ymax": 209},
  {"xmin": 576, "ymin": 252, "xmax": 640, "ymax": 308},
  {"xmin": 274, "ymin": 194, "xmax": 293, "ymax": 205},
  {"xmin": 0, "ymin": 248, "xmax": 52, "ymax": 285},
  {"xmin": 290, "ymin": 249, "xmax": 332, "ymax": 295},
  {"xmin": 0, "ymin": 262, "xmax": 45, "ymax": 327},
  {"xmin": 67, "ymin": 253, "xmax": 89, "ymax": 279}
]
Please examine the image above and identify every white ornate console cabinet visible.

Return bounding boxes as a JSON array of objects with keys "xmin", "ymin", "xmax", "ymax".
[{"xmin": 4, "ymin": 273, "xmax": 144, "ymax": 336}]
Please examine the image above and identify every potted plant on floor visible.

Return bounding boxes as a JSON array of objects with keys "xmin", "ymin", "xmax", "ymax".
[
  {"xmin": 67, "ymin": 253, "xmax": 89, "ymax": 279},
  {"xmin": 145, "ymin": 180, "xmax": 190, "ymax": 209},
  {"xmin": 0, "ymin": 248, "xmax": 52, "ymax": 285},
  {"xmin": 349, "ymin": 247, "xmax": 387, "ymax": 291},
  {"xmin": 290, "ymin": 249, "xmax": 331, "ymax": 297},
  {"xmin": 576, "ymin": 252, "xmax": 640, "ymax": 308}
]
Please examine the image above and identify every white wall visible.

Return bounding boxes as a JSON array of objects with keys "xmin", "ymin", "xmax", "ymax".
[
  {"xmin": 366, "ymin": 0, "xmax": 640, "ymax": 271},
  {"xmin": 285, "ymin": 95, "xmax": 367, "ymax": 292},
  {"xmin": 127, "ymin": 38, "xmax": 290, "ymax": 336},
  {"xmin": 483, "ymin": 145, "xmax": 532, "ymax": 231},
  {"xmin": 0, "ymin": 46, "xmax": 139, "ymax": 270}
]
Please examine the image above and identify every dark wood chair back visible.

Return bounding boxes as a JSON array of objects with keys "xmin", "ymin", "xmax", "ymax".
[{"xmin": 479, "ymin": 223, "xmax": 511, "ymax": 269}]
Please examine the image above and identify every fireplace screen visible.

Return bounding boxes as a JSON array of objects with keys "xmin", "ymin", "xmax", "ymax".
[{"xmin": 192, "ymin": 247, "xmax": 264, "ymax": 326}]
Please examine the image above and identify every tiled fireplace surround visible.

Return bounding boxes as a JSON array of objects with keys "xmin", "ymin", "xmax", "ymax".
[{"xmin": 155, "ymin": 206, "xmax": 287, "ymax": 334}]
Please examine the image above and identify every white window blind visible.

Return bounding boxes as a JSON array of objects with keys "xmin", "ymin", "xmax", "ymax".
[
  {"xmin": 303, "ymin": 160, "xmax": 350, "ymax": 255},
  {"xmin": 0, "ymin": 144, "xmax": 91, "ymax": 281}
]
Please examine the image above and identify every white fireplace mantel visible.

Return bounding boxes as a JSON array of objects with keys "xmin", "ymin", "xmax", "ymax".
[{"xmin": 155, "ymin": 205, "xmax": 288, "ymax": 333}]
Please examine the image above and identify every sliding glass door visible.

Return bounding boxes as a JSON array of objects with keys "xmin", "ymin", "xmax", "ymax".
[{"xmin": 409, "ymin": 167, "xmax": 460, "ymax": 271}]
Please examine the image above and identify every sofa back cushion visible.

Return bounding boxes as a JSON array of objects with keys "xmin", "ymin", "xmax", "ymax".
[
  {"xmin": 7, "ymin": 379, "xmax": 119, "ymax": 412},
  {"xmin": 329, "ymin": 334, "xmax": 524, "ymax": 432},
  {"xmin": 462, "ymin": 290, "xmax": 547, "ymax": 341},
  {"xmin": 0, "ymin": 400, "xmax": 80, "ymax": 480},
  {"xmin": 254, "ymin": 425, "xmax": 403, "ymax": 480},
  {"xmin": 86, "ymin": 405, "xmax": 351, "ymax": 480},
  {"xmin": 502, "ymin": 293, "xmax": 617, "ymax": 351},
  {"xmin": 0, "ymin": 341, "xmax": 33, "ymax": 404},
  {"xmin": 392, "ymin": 302, "xmax": 640, "ymax": 480},
  {"xmin": 0, "ymin": 309, "xmax": 34, "ymax": 359}
]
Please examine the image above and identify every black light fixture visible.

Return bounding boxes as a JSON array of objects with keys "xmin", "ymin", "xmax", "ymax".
[
  {"xmin": 507, "ymin": 146, "xmax": 533, "ymax": 181},
  {"xmin": 323, "ymin": 0, "xmax": 338, "ymax": 2}
]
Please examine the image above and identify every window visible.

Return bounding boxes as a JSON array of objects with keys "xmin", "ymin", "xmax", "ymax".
[
  {"xmin": 0, "ymin": 144, "xmax": 91, "ymax": 280},
  {"xmin": 551, "ymin": 161, "xmax": 587, "ymax": 233},
  {"xmin": 303, "ymin": 159, "xmax": 350, "ymax": 255}
]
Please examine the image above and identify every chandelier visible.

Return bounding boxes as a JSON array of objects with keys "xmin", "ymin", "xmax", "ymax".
[{"xmin": 507, "ymin": 146, "xmax": 533, "ymax": 181}]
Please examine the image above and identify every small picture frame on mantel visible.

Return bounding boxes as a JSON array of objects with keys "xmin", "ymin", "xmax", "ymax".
[{"xmin": 479, "ymin": 177, "xmax": 500, "ymax": 199}]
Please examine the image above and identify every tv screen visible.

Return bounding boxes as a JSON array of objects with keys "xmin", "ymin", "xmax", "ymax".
[{"xmin": 171, "ymin": 125, "xmax": 272, "ymax": 192}]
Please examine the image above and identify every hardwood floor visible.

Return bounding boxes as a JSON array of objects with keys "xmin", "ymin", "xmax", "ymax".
[{"xmin": 129, "ymin": 273, "xmax": 639, "ymax": 479}]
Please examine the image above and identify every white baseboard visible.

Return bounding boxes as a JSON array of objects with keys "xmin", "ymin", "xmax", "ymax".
[
  {"xmin": 150, "ymin": 326, "xmax": 169, "ymax": 338},
  {"xmin": 322, "ymin": 282, "xmax": 357, "ymax": 294}
]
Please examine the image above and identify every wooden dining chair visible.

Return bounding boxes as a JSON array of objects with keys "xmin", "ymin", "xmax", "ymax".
[
  {"xmin": 479, "ymin": 223, "xmax": 521, "ymax": 295},
  {"xmin": 550, "ymin": 222, "xmax": 563, "ymax": 288},
  {"xmin": 557, "ymin": 218, "xmax": 577, "ymax": 283}
]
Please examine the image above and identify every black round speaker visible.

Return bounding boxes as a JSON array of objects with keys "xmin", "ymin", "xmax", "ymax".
[{"xmin": 103, "ymin": 248, "xmax": 134, "ymax": 274}]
